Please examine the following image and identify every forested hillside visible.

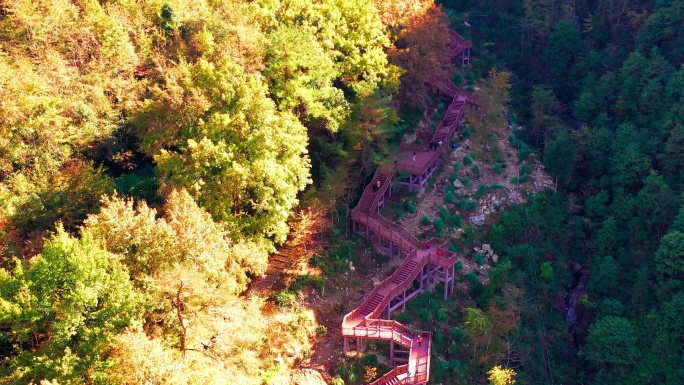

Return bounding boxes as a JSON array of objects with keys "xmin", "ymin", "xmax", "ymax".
[
  {"xmin": 432, "ymin": 0, "xmax": 684, "ymax": 384},
  {"xmin": 0, "ymin": 0, "xmax": 450, "ymax": 383},
  {"xmin": 2, "ymin": 0, "xmax": 684, "ymax": 384}
]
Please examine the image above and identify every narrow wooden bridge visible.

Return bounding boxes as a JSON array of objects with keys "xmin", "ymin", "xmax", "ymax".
[{"xmin": 342, "ymin": 30, "xmax": 476, "ymax": 385}]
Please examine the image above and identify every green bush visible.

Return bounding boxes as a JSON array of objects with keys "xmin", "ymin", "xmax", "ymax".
[
  {"xmin": 460, "ymin": 177, "xmax": 471, "ymax": 188},
  {"xmin": 395, "ymin": 208, "xmax": 406, "ymax": 218},
  {"xmin": 449, "ymin": 243, "xmax": 459, "ymax": 252},
  {"xmin": 450, "ymin": 214, "xmax": 463, "ymax": 228},
  {"xmin": 449, "ymin": 172, "xmax": 458, "ymax": 182},
  {"xmin": 449, "ymin": 328, "xmax": 465, "ymax": 342},
  {"xmin": 461, "ymin": 126, "xmax": 472, "ymax": 139},
  {"xmin": 520, "ymin": 164, "xmax": 531, "ymax": 176},
  {"xmin": 444, "ymin": 191, "xmax": 455, "ymax": 204},
  {"xmin": 418, "ymin": 308, "xmax": 432, "ymax": 323},
  {"xmin": 453, "ymin": 72, "xmax": 464, "ymax": 86},
  {"xmin": 466, "ymin": 272, "xmax": 479, "ymax": 284},
  {"xmin": 519, "ymin": 144, "xmax": 531, "ymax": 161},
  {"xmin": 439, "ymin": 206, "xmax": 450, "ymax": 222},
  {"xmin": 458, "ymin": 199, "xmax": 477, "ymax": 211},
  {"xmin": 434, "ymin": 218, "xmax": 446, "ymax": 235},
  {"xmin": 493, "ymin": 163, "xmax": 503, "ymax": 175},
  {"xmin": 472, "ymin": 164, "xmax": 480, "ymax": 177},
  {"xmin": 362, "ymin": 353, "xmax": 378, "ymax": 366},
  {"xmin": 436, "ymin": 309, "xmax": 448, "ymax": 322},
  {"xmin": 271, "ymin": 290, "xmax": 295, "ymax": 307},
  {"xmin": 405, "ymin": 200, "xmax": 417, "ymax": 213},
  {"xmin": 421, "ymin": 216, "xmax": 431, "ymax": 226},
  {"xmin": 462, "ymin": 155, "xmax": 472, "ymax": 165},
  {"xmin": 476, "ymin": 184, "xmax": 488, "ymax": 198},
  {"xmin": 453, "ymin": 163, "xmax": 461, "ymax": 173},
  {"xmin": 475, "ymin": 253, "xmax": 485, "ymax": 265},
  {"xmin": 490, "ymin": 183, "xmax": 505, "ymax": 190},
  {"xmin": 455, "ymin": 260, "xmax": 463, "ymax": 270},
  {"xmin": 291, "ymin": 275, "xmax": 325, "ymax": 291},
  {"xmin": 511, "ymin": 175, "xmax": 530, "ymax": 184}
]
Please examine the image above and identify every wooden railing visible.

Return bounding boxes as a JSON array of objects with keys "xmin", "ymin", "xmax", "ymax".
[
  {"xmin": 342, "ymin": 248, "xmax": 421, "ymax": 324},
  {"xmin": 370, "ymin": 365, "xmax": 408, "ymax": 385}
]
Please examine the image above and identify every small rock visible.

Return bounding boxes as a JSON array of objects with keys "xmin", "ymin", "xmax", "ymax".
[
  {"xmin": 470, "ymin": 214, "xmax": 485, "ymax": 226},
  {"xmin": 491, "ymin": 254, "xmax": 499, "ymax": 264},
  {"xmin": 453, "ymin": 179, "xmax": 464, "ymax": 189},
  {"xmin": 372, "ymin": 277, "xmax": 382, "ymax": 287},
  {"xmin": 482, "ymin": 244, "xmax": 492, "ymax": 253}
]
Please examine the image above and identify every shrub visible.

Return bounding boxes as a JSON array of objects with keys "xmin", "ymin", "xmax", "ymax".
[
  {"xmin": 430, "ymin": 122, "xmax": 437, "ymax": 131},
  {"xmin": 418, "ymin": 308, "xmax": 432, "ymax": 323},
  {"xmin": 434, "ymin": 218, "xmax": 446, "ymax": 235},
  {"xmin": 472, "ymin": 164, "xmax": 480, "ymax": 177},
  {"xmin": 460, "ymin": 177, "xmax": 471, "ymax": 188},
  {"xmin": 449, "ymin": 172, "xmax": 458, "ymax": 182},
  {"xmin": 433, "ymin": 329, "xmax": 445, "ymax": 345},
  {"xmin": 453, "ymin": 72, "xmax": 464, "ymax": 86},
  {"xmin": 462, "ymin": 155, "xmax": 472, "ymax": 165},
  {"xmin": 405, "ymin": 200, "xmax": 417, "ymax": 213},
  {"xmin": 449, "ymin": 328, "xmax": 466, "ymax": 342},
  {"xmin": 490, "ymin": 183, "xmax": 505, "ymax": 190},
  {"xmin": 511, "ymin": 175, "xmax": 530, "ymax": 184},
  {"xmin": 436, "ymin": 309, "xmax": 448, "ymax": 322},
  {"xmin": 476, "ymin": 184, "xmax": 488, "ymax": 198},
  {"xmin": 519, "ymin": 163, "xmax": 531, "ymax": 176},
  {"xmin": 421, "ymin": 216, "xmax": 431, "ymax": 226},
  {"xmin": 362, "ymin": 354, "xmax": 378, "ymax": 366},
  {"xmin": 271, "ymin": 290, "xmax": 295, "ymax": 307},
  {"xmin": 334, "ymin": 303, "xmax": 347, "ymax": 314},
  {"xmin": 364, "ymin": 366, "xmax": 378, "ymax": 383},
  {"xmin": 291, "ymin": 274, "xmax": 325, "ymax": 292},
  {"xmin": 444, "ymin": 191, "xmax": 455, "ymax": 204},
  {"xmin": 466, "ymin": 272, "xmax": 479, "ymax": 284},
  {"xmin": 453, "ymin": 163, "xmax": 461, "ymax": 173},
  {"xmin": 449, "ymin": 243, "xmax": 459, "ymax": 253},
  {"xmin": 455, "ymin": 260, "xmax": 463, "ymax": 270},
  {"xmin": 439, "ymin": 206, "xmax": 450, "ymax": 222},
  {"xmin": 493, "ymin": 163, "xmax": 503, "ymax": 175},
  {"xmin": 458, "ymin": 199, "xmax": 477, "ymax": 211},
  {"xmin": 519, "ymin": 144, "xmax": 531, "ymax": 161},
  {"xmin": 395, "ymin": 208, "xmax": 406, "ymax": 218},
  {"xmin": 475, "ymin": 253, "xmax": 485, "ymax": 266},
  {"xmin": 450, "ymin": 214, "xmax": 463, "ymax": 228},
  {"xmin": 331, "ymin": 376, "xmax": 345, "ymax": 385},
  {"xmin": 461, "ymin": 126, "xmax": 472, "ymax": 138}
]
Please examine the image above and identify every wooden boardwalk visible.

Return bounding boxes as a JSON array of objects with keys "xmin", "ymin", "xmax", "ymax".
[{"xmin": 342, "ymin": 30, "xmax": 476, "ymax": 385}]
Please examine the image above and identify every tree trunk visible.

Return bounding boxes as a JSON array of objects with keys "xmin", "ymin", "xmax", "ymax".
[{"xmin": 176, "ymin": 282, "xmax": 187, "ymax": 358}]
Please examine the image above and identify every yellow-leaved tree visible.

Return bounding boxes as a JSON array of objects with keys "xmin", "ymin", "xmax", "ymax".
[{"xmin": 487, "ymin": 365, "xmax": 517, "ymax": 385}]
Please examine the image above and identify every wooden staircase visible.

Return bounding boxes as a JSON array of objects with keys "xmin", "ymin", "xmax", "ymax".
[{"xmin": 342, "ymin": 30, "xmax": 475, "ymax": 385}]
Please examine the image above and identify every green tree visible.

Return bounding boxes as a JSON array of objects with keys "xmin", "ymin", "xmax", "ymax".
[
  {"xmin": 654, "ymin": 231, "xmax": 684, "ymax": 300},
  {"xmin": 543, "ymin": 136, "xmax": 576, "ymax": 186},
  {"xmin": 583, "ymin": 316, "xmax": 639, "ymax": 379},
  {"xmin": 264, "ymin": 25, "xmax": 348, "ymax": 132},
  {"xmin": 0, "ymin": 226, "xmax": 143, "ymax": 384},
  {"xmin": 137, "ymin": 58, "xmax": 311, "ymax": 243}
]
